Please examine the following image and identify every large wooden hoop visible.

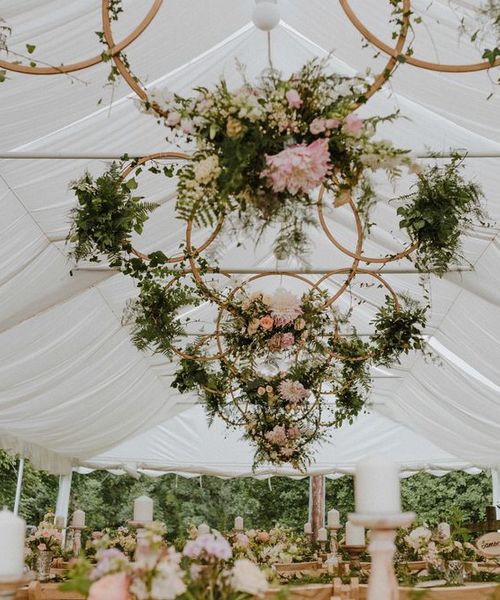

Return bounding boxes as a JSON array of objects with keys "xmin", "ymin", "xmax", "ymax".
[
  {"xmin": 0, "ymin": 1, "xmax": 162, "ymax": 75},
  {"xmin": 317, "ymin": 185, "xmax": 417, "ymax": 265},
  {"xmin": 340, "ymin": 0, "xmax": 500, "ymax": 72},
  {"xmin": 121, "ymin": 152, "xmax": 224, "ymax": 263}
]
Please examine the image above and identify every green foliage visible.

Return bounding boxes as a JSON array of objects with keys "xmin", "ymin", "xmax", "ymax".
[
  {"xmin": 68, "ymin": 163, "xmax": 157, "ymax": 263},
  {"xmin": 396, "ymin": 156, "xmax": 487, "ymax": 275},
  {"xmin": 370, "ymin": 295, "xmax": 428, "ymax": 366}
]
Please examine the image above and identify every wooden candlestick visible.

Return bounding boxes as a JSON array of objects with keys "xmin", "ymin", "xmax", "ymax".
[
  {"xmin": 67, "ymin": 526, "xmax": 85, "ymax": 556},
  {"xmin": 349, "ymin": 512, "xmax": 414, "ymax": 600},
  {"xmin": 343, "ymin": 544, "xmax": 367, "ymax": 572},
  {"xmin": 327, "ymin": 524, "xmax": 342, "ymax": 566}
]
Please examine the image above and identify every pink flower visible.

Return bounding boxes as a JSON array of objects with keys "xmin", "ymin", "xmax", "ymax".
[
  {"xmin": 287, "ymin": 426, "xmax": 301, "ymax": 439},
  {"xmin": 262, "ymin": 138, "xmax": 331, "ymax": 195},
  {"xmin": 180, "ymin": 118, "xmax": 194, "ymax": 134},
  {"xmin": 265, "ymin": 425, "xmax": 287, "ymax": 445},
  {"xmin": 184, "ymin": 533, "xmax": 232, "ymax": 561},
  {"xmin": 266, "ymin": 289, "xmax": 303, "ymax": 326},
  {"xmin": 326, "ymin": 118, "xmax": 341, "ymax": 130},
  {"xmin": 344, "ymin": 114, "xmax": 364, "ymax": 135},
  {"xmin": 256, "ymin": 531, "xmax": 270, "ymax": 543},
  {"xmin": 280, "ymin": 332, "xmax": 295, "ymax": 349},
  {"xmin": 166, "ymin": 111, "xmax": 181, "ymax": 127},
  {"xmin": 309, "ymin": 118, "xmax": 326, "ymax": 135},
  {"xmin": 88, "ymin": 573, "xmax": 130, "ymax": 600},
  {"xmin": 278, "ymin": 380, "xmax": 310, "ymax": 405},
  {"xmin": 37, "ymin": 543, "xmax": 47, "ymax": 551},
  {"xmin": 281, "ymin": 447, "xmax": 296, "ymax": 457},
  {"xmin": 259, "ymin": 315, "xmax": 274, "ymax": 330},
  {"xmin": 235, "ymin": 533, "xmax": 250, "ymax": 548},
  {"xmin": 286, "ymin": 89, "xmax": 302, "ymax": 108}
]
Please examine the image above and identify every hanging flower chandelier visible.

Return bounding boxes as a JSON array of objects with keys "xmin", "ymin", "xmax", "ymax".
[{"xmin": 2, "ymin": 0, "xmax": 494, "ymax": 468}]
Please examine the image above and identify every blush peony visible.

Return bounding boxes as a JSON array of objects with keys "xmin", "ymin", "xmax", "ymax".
[{"xmin": 261, "ymin": 138, "xmax": 331, "ymax": 195}]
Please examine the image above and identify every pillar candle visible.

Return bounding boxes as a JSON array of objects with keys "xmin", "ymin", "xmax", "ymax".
[
  {"xmin": 317, "ymin": 527, "xmax": 328, "ymax": 542},
  {"xmin": 133, "ymin": 496, "xmax": 153, "ymax": 522},
  {"xmin": 304, "ymin": 522, "xmax": 312, "ymax": 535},
  {"xmin": 345, "ymin": 521, "xmax": 365, "ymax": 546},
  {"xmin": 72, "ymin": 509, "xmax": 85, "ymax": 528},
  {"xmin": 0, "ymin": 509, "xmax": 25, "ymax": 578},
  {"xmin": 54, "ymin": 515, "xmax": 65, "ymax": 529},
  {"xmin": 327, "ymin": 508, "xmax": 340, "ymax": 528},
  {"xmin": 198, "ymin": 523, "xmax": 210, "ymax": 535},
  {"xmin": 234, "ymin": 516, "xmax": 244, "ymax": 531},
  {"xmin": 438, "ymin": 522, "xmax": 451, "ymax": 539},
  {"xmin": 354, "ymin": 455, "xmax": 401, "ymax": 514}
]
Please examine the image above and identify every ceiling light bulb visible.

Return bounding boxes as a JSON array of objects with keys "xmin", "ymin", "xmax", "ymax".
[{"xmin": 252, "ymin": 1, "xmax": 280, "ymax": 31}]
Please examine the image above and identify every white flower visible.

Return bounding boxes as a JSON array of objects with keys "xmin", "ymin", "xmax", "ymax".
[
  {"xmin": 266, "ymin": 288, "xmax": 303, "ymax": 326},
  {"xmin": 130, "ymin": 578, "xmax": 149, "ymax": 600},
  {"xmin": 231, "ymin": 559, "xmax": 268, "ymax": 597},
  {"xmin": 150, "ymin": 550, "xmax": 187, "ymax": 600},
  {"xmin": 405, "ymin": 526, "xmax": 432, "ymax": 552},
  {"xmin": 193, "ymin": 155, "xmax": 221, "ymax": 184}
]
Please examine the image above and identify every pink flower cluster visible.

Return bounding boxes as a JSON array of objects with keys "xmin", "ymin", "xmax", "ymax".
[
  {"xmin": 264, "ymin": 425, "xmax": 301, "ymax": 447},
  {"xmin": 267, "ymin": 289, "xmax": 303, "ymax": 326},
  {"xmin": 183, "ymin": 533, "xmax": 232, "ymax": 561},
  {"xmin": 278, "ymin": 380, "xmax": 310, "ymax": 406},
  {"xmin": 261, "ymin": 138, "xmax": 331, "ymax": 195},
  {"xmin": 267, "ymin": 332, "xmax": 295, "ymax": 352}
]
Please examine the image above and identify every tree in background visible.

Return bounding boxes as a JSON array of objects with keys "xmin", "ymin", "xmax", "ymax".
[{"xmin": 0, "ymin": 451, "xmax": 492, "ymax": 536}]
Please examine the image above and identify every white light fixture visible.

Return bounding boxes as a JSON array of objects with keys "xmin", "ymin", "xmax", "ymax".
[{"xmin": 252, "ymin": 0, "xmax": 280, "ymax": 31}]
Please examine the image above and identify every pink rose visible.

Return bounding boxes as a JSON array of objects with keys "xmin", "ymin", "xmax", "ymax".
[
  {"xmin": 256, "ymin": 531, "xmax": 270, "ymax": 543},
  {"xmin": 286, "ymin": 89, "xmax": 302, "ymax": 108},
  {"xmin": 325, "ymin": 118, "xmax": 341, "ymax": 130},
  {"xmin": 344, "ymin": 114, "xmax": 364, "ymax": 135},
  {"xmin": 181, "ymin": 118, "xmax": 194, "ymax": 134},
  {"xmin": 37, "ymin": 543, "xmax": 47, "ymax": 551},
  {"xmin": 259, "ymin": 315, "xmax": 274, "ymax": 330},
  {"xmin": 309, "ymin": 118, "xmax": 326, "ymax": 135},
  {"xmin": 235, "ymin": 533, "xmax": 250, "ymax": 548},
  {"xmin": 280, "ymin": 332, "xmax": 295, "ymax": 349},
  {"xmin": 88, "ymin": 573, "xmax": 130, "ymax": 600}
]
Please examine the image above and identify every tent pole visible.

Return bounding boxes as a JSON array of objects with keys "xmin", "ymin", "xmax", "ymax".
[
  {"xmin": 13, "ymin": 458, "xmax": 25, "ymax": 516},
  {"xmin": 308, "ymin": 475, "xmax": 326, "ymax": 542},
  {"xmin": 56, "ymin": 472, "xmax": 73, "ymax": 544},
  {"xmin": 492, "ymin": 467, "xmax": 500, "ymax": 520}
]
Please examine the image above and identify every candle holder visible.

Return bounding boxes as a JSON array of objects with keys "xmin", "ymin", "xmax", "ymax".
[
  {"xmin": 67, "ymin": 526, "xmax": 85, "ymax": 556},
  {"xmin": 0, "ymin": 574, "xmax": 33, "ymax": 600},
  {"xmin": 128, "ymin": 520, "xmax": 152, "ymax": 558},
  {"xmin": 343, "ymin": 544, "xmax": 367, "ymax": 572},
  {"xmin": 349, "ymin": 512, "xmax": 415, "ymax": 600},
  {"xmin": 327, "ymin": 524, "xmax": 342, "ymax": 563}
]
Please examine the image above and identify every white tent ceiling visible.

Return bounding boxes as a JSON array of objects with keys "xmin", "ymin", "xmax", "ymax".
[{"xmin": 1, "ymin": 0, "xmax": 499, "ymax": 476}]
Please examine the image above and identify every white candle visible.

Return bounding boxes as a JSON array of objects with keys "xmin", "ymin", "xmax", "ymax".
[
  {"xmin": 354, "ymin": 455, "xmax": 401, "ymax": 514},
  {"xmin": 54, "ymin": 515, "xmax": 65, "ymax": 529},
  {"xmin": 198, "ymin": 523, "xmax": 210, "ymax": 535},
  {"xmin": 234, "ymin": 516, "xmax": 244, "ymax": 531},
  {"xmin": 438, "ymin": 522, "xmax": 451, "ymax": 539},
  {"xmin": 345, "ymin": 521, "xmax": 365, "ymax": 546},
  {"xmin": 327, "ymin": 508, "xmax": 340, "ymax": 528},
  {"xmin": 304, "ymin": 522, "xmax": 312, "ymax": 535},
  {"xmin": 72, "ymin": 509, "xmax": 85, "ymax": 528},
  {"xmin": 133, "ymin": 496, "xmax": 153, "ymax": 522},
  {"xmin": 0, "ymin": 509, "xmax": 25, "ymax": 578},
  {"xmin": 317, "ymin": 527, "xmax": 328, "ymax": 542}
]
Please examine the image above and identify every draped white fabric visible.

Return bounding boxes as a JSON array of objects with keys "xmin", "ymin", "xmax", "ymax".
[{"xmin": 1, "ymin": 0, "xmax": 499, "ymax": 475}]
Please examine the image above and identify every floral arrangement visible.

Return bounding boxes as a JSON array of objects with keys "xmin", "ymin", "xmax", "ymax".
[
  {"xmin": 139, "ymin": 59, "xmax": 413, "ymax": 259},
  {"xmin": 25, "ymin": 511, "xmax": 63, "ymax": 560},
  {"xmin": 85, "ymin": 527, "xmax": 138, "ymax": 559},
  {"xmin": 229, "ymin": 526, "xmax": 309, "ymax": 566},
  {"xmin": 65, "ymin": 526, "xmax": 269, "ymax": 600}
]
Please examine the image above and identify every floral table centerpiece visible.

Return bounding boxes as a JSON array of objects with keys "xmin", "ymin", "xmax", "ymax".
[{"xmin": 25, "ymin": 511, "xmax": 63, "ymax": 581}]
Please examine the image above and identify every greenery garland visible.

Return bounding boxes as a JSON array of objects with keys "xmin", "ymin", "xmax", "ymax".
[{"xmin": 396, "ymin": 156, "xmax": 487, "ymax": 276}]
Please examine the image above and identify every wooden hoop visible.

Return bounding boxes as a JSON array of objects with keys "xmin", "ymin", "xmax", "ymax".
[
  {"xmin": 0, "ymin": 1, "xmax": 162, "ymax": 75},
  {"xmin": 340, "ymin": 0, "xmax": 500, "ymax": 72}
]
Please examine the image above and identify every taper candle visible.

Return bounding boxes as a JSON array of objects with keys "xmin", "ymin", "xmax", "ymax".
[
  {"xmin": 304, "ymin": 522, "xmax": 312, "ymax": 535},
  {"xmin": 0, "ymin": 509, "xmax": 25, "ymax": 578}
]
